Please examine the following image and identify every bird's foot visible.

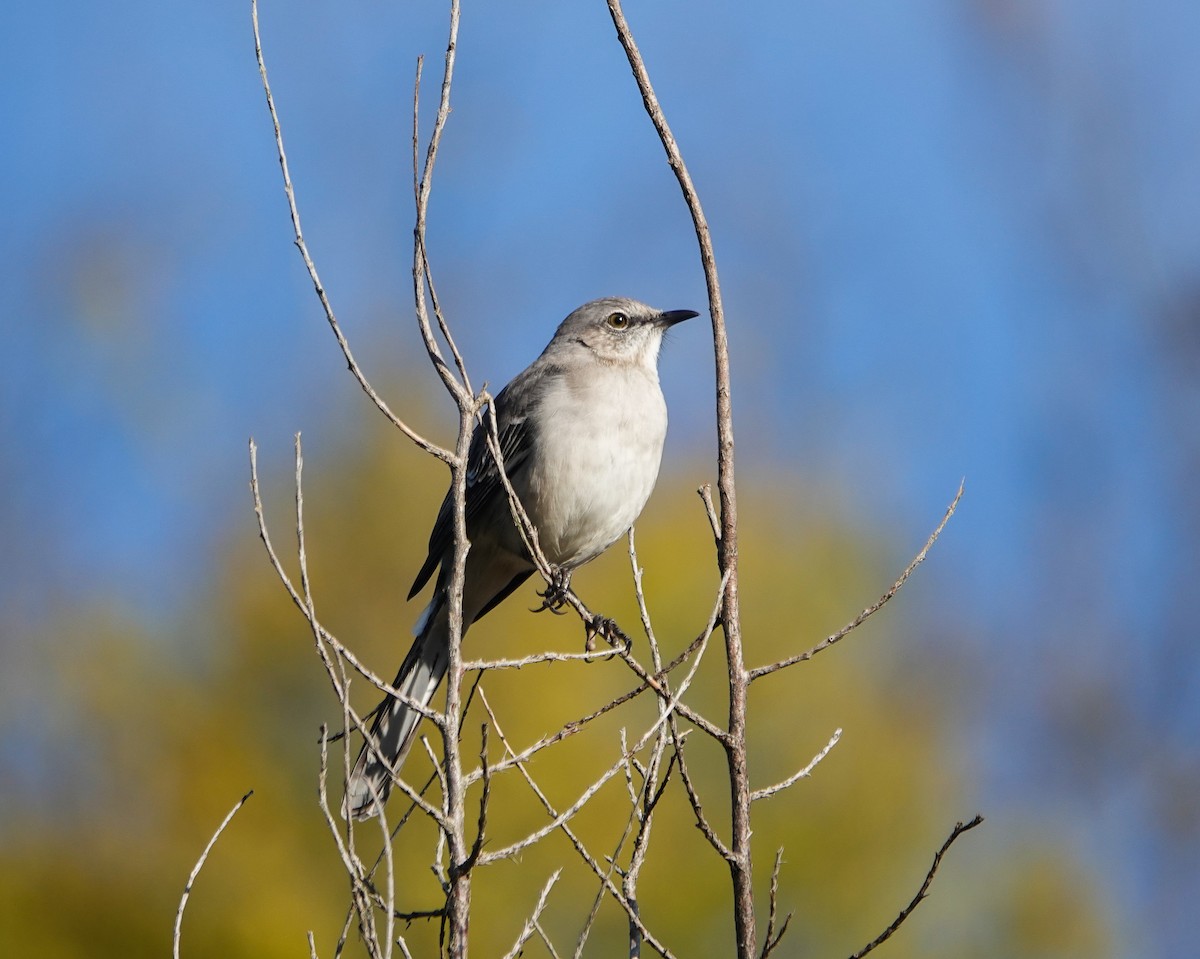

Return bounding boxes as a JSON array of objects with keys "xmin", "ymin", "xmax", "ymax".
[
  {"xmin": 585, "ymin": 615, "xmax": 632, "ymax": 654},
  {"xmin": 532, "ymin": 567, "xmax": 573, "ymax": 615}
]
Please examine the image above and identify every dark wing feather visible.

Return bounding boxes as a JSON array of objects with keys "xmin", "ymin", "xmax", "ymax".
[
  {"xmin": 472, "ymin": 570, "xmax": 534, "ymax": 622},
  {"xmin": 408, "ymin": 386, "xmax": 535, "ymax": 599}
]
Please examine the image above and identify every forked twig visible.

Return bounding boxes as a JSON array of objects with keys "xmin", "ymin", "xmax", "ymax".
[
  {"xmin": 501, "ymin": 871, "xmax": 563, "ymax": 959},
  {"xmin": 250, "ymin": 0, "xmax": 456, "ymax": 459},
  {"xmin": 476, "ymin": 618, "xmax": 712, "ymax": 867},
  {"xmin": 480, "ymin": 692, "xmax": 678, "ymax": 959},
  {"xmin": 248, "ymin": 439, "xmax": 449, "ymax": 828},
  {"xmin": 760, "ymin": 848, "xmax": 793, "ymax": 959}
]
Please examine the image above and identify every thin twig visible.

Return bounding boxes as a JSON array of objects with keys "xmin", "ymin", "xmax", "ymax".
[
  {"xmin": 480, "ymin": 692, "xmax": 678, "ymax": 959},
  {"xmin": 411, "ymin": 0, "xmax": 469, "ymax": 403},
  {"xmin": 248, "ymin": 440, "xmax": 448, "ymax": 827},
  {"xmin": 759, "ymin": 848, "xmax": 793, "ymax": 959},
  {"xmin": 669, "ymin": 722, "xmax": 732, "ymax": 860},
  {"xmin": 461, "ymin": 648, "xmax": 615, "ymax": 671},
  {"xmin": 535, "ymin": 920, "xmax": 566, "ymax": 959},
  {"xmin": 750, "ymin": 728, "xmax": 842, "ymax": 802},
  {"xmin": 749, "ymin": 481, "xmax": 965, "ymax": 682},
  {"xmin": 462, "ymin": 724, "xmax": 491, "ymax": 872},
  {"xmin": 847, "ymin": 815, "xmax": 985, "ymax": 959},
  {"xmin": 173, "ymin": 791, "xmax": 253, "ymax": 959},
  {"xmin": 697, "ymin": 484, "xmax": 721, "ymax": 542},
  {"xmin": 627, "ymin": 529, "xmax": 660, "ymax": 666},
  {"xmin": 501, "ymin": 871, "xmax": 563, "ymax": 959},
  {"xmin": 408, "ymin": 13, "xmax": 476, "ymax": 955},
  {"xmin": 625, "ymin": 744, "xmax": 676, "ymax": 959},
  {"xmin": 316, "ymin": 728, "xmax": 371, "ymax": 928},
  {"xmin": 250, "ymin": 0, "xmax": 455, "ymax": 460}
]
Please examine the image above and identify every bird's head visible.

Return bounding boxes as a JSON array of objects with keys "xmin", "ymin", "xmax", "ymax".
[{"xmin": 547, "ymin": 297, "xmax": 699, "ymax": 370}]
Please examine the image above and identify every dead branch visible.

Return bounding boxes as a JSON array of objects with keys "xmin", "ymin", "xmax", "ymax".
[
  {"xmin": 604, "ymin": 2, "xmax": 753, "ymax": 952},
  {"xmin": 251, "ymin": 0, "xmax": 457, "ymax": 458},
  {"xmin": 847, "ymin": 814, "xmax": 985, "ymax": 959},
  {"xmin": 173, "ymin": 791, "xmax": 253, "ymax": 959},
  {"xmin": 749, "ymin": 481, "xmax": 964, "ymax": 682},
  {"xmin": 759, "ymin": 849, "xmax": 794, "ymax": 959},
  {"xmin": 480, "ymin": 691, "xmax": 679, "ymax": 959},
  {"xmin": 750, "ymin": 729, "xmax": 842, "ymax": 803},
  {"xmin": 501, "ymin": 871, "xmax": 563, "ymax": 959}
]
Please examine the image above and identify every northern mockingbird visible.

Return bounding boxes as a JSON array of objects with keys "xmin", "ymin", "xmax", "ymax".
[{"xmin": 345, "ymin": 296, "xmax": 697, "ymax": 820}]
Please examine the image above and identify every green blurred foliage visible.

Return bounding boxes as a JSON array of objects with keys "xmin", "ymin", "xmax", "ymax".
[{"xmin": 0, "ymin": 417, "xmax": 1114, "ymax": 957}]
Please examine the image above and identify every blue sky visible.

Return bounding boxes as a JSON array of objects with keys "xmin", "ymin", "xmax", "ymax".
[{"xmin": 3, "ymin": 2, "xmax": 1199, "ymax": 955}]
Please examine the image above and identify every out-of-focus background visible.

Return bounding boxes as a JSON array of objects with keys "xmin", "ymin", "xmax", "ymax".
[{"xmin": 2, "ymin": 2, "xmax": 1197, "ymax": 956}]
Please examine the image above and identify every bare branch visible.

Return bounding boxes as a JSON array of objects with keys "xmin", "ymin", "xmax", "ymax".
[
  {"xmin": 759, "ymin": 848, "xmax": 794, "ymax": 959},
  {"xmin": 316, "ymin": 728, "xmax": 371, "ymax": 925},
  {"xmin": 411, "ymin": 0, "xmax": 470, "ymax": 403},
  {"xmin": 847, "ymin": 815, "xmax": 985, "ymax": 959},
  {"xmin": 173, "ymin": 791, "xmax": 253, "ymax": 959},
  {"xmin": 669, "ymin": 723, "xmax": 732, "ymax": 861},
  {"xmin": 750, "ymin": 729, "xmax": 842, "ymax": 803},
  {"xmin": 535, "ymin": 920, "xmax": 566, "ymax": 959},
  {"xmin": 248, "ymin": 439, "xmax": 432, "ymax": 708},
  {"xmin": 501, "ymin": 871, "xmax": 563, "ymax": 959},
  {"xmin": 407, "ymin": 16, "xmax": 474, "ymax": 949},
  {"xmin": 248, "ymin": 439, "xmax": 448, "ymax": 828},
  {"xmin": 636, "ymin": 540, "xmax": 733, "ymax": 858},
  {"xmin": 461, "ymin": 647, "xmax": 615, "ymax": 671},
  {"xmin": 605, "ymin": 3, "xmax": 752, "ymax": 951},
  {"xmin": 410, "ymin": 55, "xmax": 469, "ymax": 389},
  {"xmin": 459, "ymin": 676, "xmax": 648, "ymax": 788},
  {"xmin": 250, "ymin": 0, "xmax": 456, "ymax": 460},
  {"xmin": 632, "ymin": 547, "xmax": 729, "ymax": 858},
  {"xmin": 463, "ymin": 724, "xmax": 491, "ymax": 873},
  {"xmin": 480, "ymin": 692, "xmax": 678, "ymax": 959},
  {"xmin": 482, "ymin": 399, "xmax": 553, "ymax": 583},
  {"xmin": 457, "ymin": 554, "xmax": 727, "ymax": 791},
  {"xmin": 627, "ymin": 529, "xmax": 660, "ymax": 666},
  {"xmin": 477, "ymin": 748, "xmax": 634, "ymax": 865},
  {"xmin": 697, "ymin": 484, "xmax": 721, "ymax": 542},
  {"xmin": 625, "ymin": 739, "xmax": 676, "ymax": 959},
  {"xmin": 614, "ymin": 642, "xmax": 725, "ymax": 743},
  {"xmin": 372, "ymin": 776, "xmax": 397, "ymax": 959},
  {"xmin": 610, "ymin": 568, "xmax": 732, "ymax": 745},
  {"xmin": 749, "ymin": 481, "xmax": 965, "ymax": 682}
]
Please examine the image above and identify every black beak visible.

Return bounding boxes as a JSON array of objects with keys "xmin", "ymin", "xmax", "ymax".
[{"xmin": 659, "ymin": 309, "xmax": 700, "ymax": 327}]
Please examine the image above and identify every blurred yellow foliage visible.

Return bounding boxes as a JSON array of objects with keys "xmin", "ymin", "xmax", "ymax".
[{"xmin": 0, "ymin": 419, "xmax": 1113, "ymax": 957}]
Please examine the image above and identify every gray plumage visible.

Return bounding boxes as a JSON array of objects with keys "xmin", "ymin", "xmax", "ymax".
[{"xmin": 344, "ymin": 296, "xmax": 697, "ymax": 821}]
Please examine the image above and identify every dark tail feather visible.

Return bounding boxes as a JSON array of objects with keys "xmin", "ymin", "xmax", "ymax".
[{"xmin": 343, "ymin": 610, "xmax": 448, "ymax": 821}]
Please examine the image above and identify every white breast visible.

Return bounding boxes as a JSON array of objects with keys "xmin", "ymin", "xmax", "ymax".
[{"xmin": 518, "ymin": 364, "xmax": 667, "ymax": 570}]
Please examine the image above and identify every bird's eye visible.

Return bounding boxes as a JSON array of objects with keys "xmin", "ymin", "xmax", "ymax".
[{"xmin": 607, "ymin": 311, "xmax": 630, "ymax": 330}]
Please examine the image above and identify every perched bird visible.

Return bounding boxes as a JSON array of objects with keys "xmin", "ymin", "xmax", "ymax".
[{"xmin": 345, "ymin": 296, "xmax": 697, "ymax": 820}]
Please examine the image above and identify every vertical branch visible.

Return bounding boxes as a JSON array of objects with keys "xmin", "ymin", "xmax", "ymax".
[
  {"xmin": 409, "ymin": 5, "xmax": 472, "ymax": 956},
  {"xmin": 412, "ymin": 0, "xmax": 469, "ymax": 400},
  {"xmin": 440, "ymin": 396, "xmax": 476, "ymax": 957},
  {"xmin": 605, "ymin": 2, "xmax": 753, "ymax": 955}
]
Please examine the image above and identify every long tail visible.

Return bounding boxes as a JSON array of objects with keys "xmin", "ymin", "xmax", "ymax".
[{"xmin": 344, "ymin": 600, "xmax": 449, "ymax": 821}]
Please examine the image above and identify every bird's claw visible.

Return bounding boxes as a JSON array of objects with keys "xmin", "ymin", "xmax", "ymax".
[
  {"xmin": 585, "ymin": 615, "xmax": 632, "ymax": 655},
  {"xmin": 532, "ymin": 567, "xmax": 573, "ymax": 614}
]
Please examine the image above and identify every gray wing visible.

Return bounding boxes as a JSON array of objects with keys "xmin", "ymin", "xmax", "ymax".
[{"xmin": 407, "ymin": 379, "xmax": 538, "ymax": 600}]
